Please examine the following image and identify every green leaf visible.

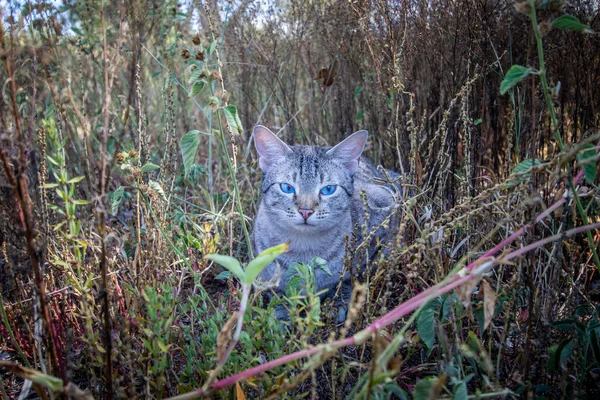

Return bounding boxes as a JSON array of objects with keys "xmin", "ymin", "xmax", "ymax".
[
  {"xmin": 188, "ymin": 67, "xmax": 203, "ymax": 85},
  {"xmin": 577, "ymin": 143, "xmax": 597, "ymax": 184},
  {"xmin": 208, "ymin": 40, "xmax": 217, "ymax": 56},
  {"xmin": 557, "ymin": 338, "xmax": 574, "ymax": 368},
  {"xmin": 188, "ymin": 80, "xmax": 205, "ymax": 97},
  {"xmin": 180, "ymin": 130, "xmax": 200, "ymax": 178},
  {"xmin": 0, "ymin": 362, "xmax": 64, "ymax": 392},
  {"xmin": 214, "ymin": 271, "xmax": 231, "ymax": 280},
  {"xmin": 148, "ymin": 180, "xmax": 166, "ymax": 199},
  {"xmin": 474, "ymin": 118, "xmax": 482, "ymax": 126},
  {"xmin": 285, "ymin": 275, "xmax": 303, "ymax": 296},
  {"xmin": 284, "ymin": 261, "xmax": 302, "ymax": 281},
  {"xmin": 453, "ymin": 381, "xmax": 468, "ymax": 400},
  {"xmin": 141, "ymin": 163, "xmax": 160, "ymax": 173},
  {"xmin": 413, "ymin": 377, "xmax": 438, "ymax": 400},
  {"xmin": 590, "ymin": 327, "xmax": 600, "ymax": 367},
  {"xmin": 71, "ymin": 199, "xmax": 90, "ymax": 205},
  {"xmin": 508, "ymin": 158, "xmax": 542, "ymax": 186},
  {"xmin": 66, "ymin": 175, "xmax": 85, "ymax": 184},
  {"xmin": 417, "ymin": 300, "xmax": 438, "ymax": 349},
  {"xmin": 312, "ymin": 257, "xmax": 332, "ymax": 276},
  {"xmin": 205, "ymin": 254, "xmax": 246, "ymax": 283},
  {"xmin": 500, "ymin": 65, "xmax": 533, "ymax": 95},
  {"xmin": 383, "ymin": 383, "xmax": 408, "ymax": 400},
  {"xmin": 551, "ymin": 15, "xmax": 592, "ymax": 33},
  {"xmin": 41, "ymin": 183, "xmax": 59, "ymax": 189},
  {"xmin": 111, "ymin": 186, "xmax": 125, "ymax": 215},
  {"xmin": 223, "ymin": 105, "xmax": 243, "ymax": 135},
  {"xmin": 245, "ymin": 242, "xmax": 289, "ymax": 285}
]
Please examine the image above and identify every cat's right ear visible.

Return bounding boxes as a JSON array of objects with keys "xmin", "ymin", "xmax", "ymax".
[{"xmin": 253, "ymin": 125, "xmax": 293, "ymax": 171}]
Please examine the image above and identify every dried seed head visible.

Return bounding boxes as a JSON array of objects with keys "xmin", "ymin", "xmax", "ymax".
[
  {"xmin": 128, "ymin": 150, "xmax": 139, "ymax": 158},
  {"xmin": 538, "ymin": 21, "xmax": 552, "ymax": 36},
  {"xmin": 214, "ymin": 89, "xmax": 230, "ymax": 102},
  {"xmin": 181, "ymin": 48, "xmax": 191, "ymax": 59},
  {"xmin": 140, "ymin": 184, "xmax": 149, "ymax": 191},
  {"xmin": 192, "ymin": 34, "xmax": 201, "ymax": 45},
  {"xmin": 208, "ymin": 96, "xmax": 220, "ymax": 111},
  {"xmin": 116, "ymin": 152, "xmax": 127, "ymax": 163},
  {"xmin": 514, "ymin": 0, "xmax": 531, "ymax": 14},
  {"xmin": 209, "ymin": 70, "xmax": 221, "ymax": 81},
  {"xmin": 131, "ymin": 167, "xmax": 141, "ymax": 177},
  {"xmin": 195, "ymin": 49, "xmax": 205, "ymax": 61}
]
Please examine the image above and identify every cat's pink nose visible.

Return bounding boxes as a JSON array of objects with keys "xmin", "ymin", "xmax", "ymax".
[{"xmin": 298, "ymin": 208, "xmax": 314, "ymax": 220}]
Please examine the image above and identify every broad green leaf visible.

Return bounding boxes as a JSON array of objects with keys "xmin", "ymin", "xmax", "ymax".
[
  {"xmin": 453, "ymin": 381, "xmax": 468, "ymax": 400},
  {"xmin": 285, "ymin": 275, "xmax": 303, "ymax": 296},
  {"xmin": 141, "ymin": 162, "xmax": 160, "ymax": 173},
  {"xmin": 214, "ymin": 271, "xmax": 231, "ymax": 280},
  {"xmin": 188, "ymin": 80, "xmax": 205, "ymax": 97},
  {"xmin": 312, "ymin": 257, "xmax": 332, "ymax": 276},
  {"xmin": 110, "ymin": 186, "xmax": 125, "ymax": 215},
  {"xmin": 508, "ymin": 158, "xmax": 542, "ymax": 186},
  {"xmin": 557, "ymin": 338, "xmax": 574, "ymax": 368},
  {"xmin": 66, "ymin": 175, "xmax": 85, "ymax": 184},
  {"xmin": 417, "ymin": 300, "xmax": 438, "ymax": 349},
  {"xmin": 245, "ymin": 242, "xmax": 289, "ymax": 285},
  {"xmin": 383, "ymin": 383, "xmax": 408, "ymax": 400},
  {"xmin": 552, "ymin": 15, "xmax": 592, "ymax": 33},
  {"xmin": 180, "ymin": 130, "xmax": 200, "ymax": 178},
  {"xmin": 223, "ymin": 105, "xmax": 243, "ymax": 134},
  {"xmin": 413, "ymin": 377, "xmax": 438, "ymax": 400},
  {"xmin": 590, "ymin": 328, "xmax": 600, "ymax": 367},
  {"xmin": 474, "ymin": 118, "xmax": 482, "ymax": 126},
  {"xmin": 284, "ymin": 261, "xmax": 302, "ymax": 281},
  {"xmin": 577, "ymin": 143, "xmax": 597, "ymax": 184},
  {"xmin": 500, "ymin": 65, "xmax": 533, "ymax": 95},
  {"xmin": 188, "ymin": 67, "xmax": 203, "ymax": 85},
  {"xmin": 148, "ymin": 180, "xmax": 166, "ymax": 199},
  {"xmin": 205, "ymin": 254, "xmax": 245, "ymax": 283}
]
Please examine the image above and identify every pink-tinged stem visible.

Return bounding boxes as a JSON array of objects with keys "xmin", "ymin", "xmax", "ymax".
[{"xmin": 504, "ymin": 221, "xmax": 600, "ymax": 262}]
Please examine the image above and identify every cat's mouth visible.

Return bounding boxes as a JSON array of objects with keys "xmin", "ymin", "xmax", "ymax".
[{"xmin": 297, "ymin": 221, "xmax": 315, "ymax": 227}]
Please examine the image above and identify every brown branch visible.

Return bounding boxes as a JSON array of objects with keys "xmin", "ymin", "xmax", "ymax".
[{"xmin": 0, "ymin": 19, "xmax": 63, "ymax": 380}]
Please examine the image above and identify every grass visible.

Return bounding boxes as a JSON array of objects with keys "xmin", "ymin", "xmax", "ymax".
[{"xmin": 1, "ymin": 0, "xmax": 600, "ymax": 399}]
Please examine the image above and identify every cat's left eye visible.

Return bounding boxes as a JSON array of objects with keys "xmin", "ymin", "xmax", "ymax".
[{"xmin": 320, "ymin": 185, "xmax": 337, "ymax": 195}]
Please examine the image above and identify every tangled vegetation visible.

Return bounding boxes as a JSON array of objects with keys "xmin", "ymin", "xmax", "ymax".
[{"xmin": 1, "ymin": 0, "xmax": 600, "ymax": 399}]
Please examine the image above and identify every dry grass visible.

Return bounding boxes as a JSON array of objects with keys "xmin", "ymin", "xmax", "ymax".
[{"xmin": 1, "ymin": 0, "xmax": 600, "ymax": 399}]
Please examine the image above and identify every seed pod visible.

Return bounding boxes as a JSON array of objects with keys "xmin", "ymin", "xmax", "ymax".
[
  {"xmin": 514, "ymin": 0, "xmax": 531, "ymax": 14},
  {"xmin": 192, "ymin": 34, "xmax": 201, "ymax": 45},
  {"xmin": 209, "ymin": 70, "xmax": 221, "ymax": 81},
  {"xmin": 129, "ymin": 150, "xmax": 139, "ymax": 158},
  {"xmin": 181, "ymin": 48, "xmax": 191, "ymax": 59},
  {"xmin": 195, "ymin": 49, "xmax": 205, "ymax": 61},
  {"xmin": 538, "ymin": 21, "xmax": 552, "ymax": 36},
  {"xmin": 214, "ymin": 89, "xmax": 230, "ymax": 102}
]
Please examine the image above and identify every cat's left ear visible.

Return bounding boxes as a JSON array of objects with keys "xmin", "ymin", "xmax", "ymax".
[{"xmin": 326, "ymin": 130, "xmax": 368, "ymax": 173}]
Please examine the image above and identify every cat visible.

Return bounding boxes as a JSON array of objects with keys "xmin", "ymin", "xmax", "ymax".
[{"xmin": 251, "ymin": 125, "xmax": 401, "ymax": 321}]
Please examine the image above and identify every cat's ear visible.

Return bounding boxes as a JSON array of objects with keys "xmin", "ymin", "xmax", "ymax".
[
  {"xmin": 326, "ymin": 130, "xmax": 368, "ymax": 173},
  {"xmin": 253, "ymin": 125, "xmax": 293, "ymax": 171}
]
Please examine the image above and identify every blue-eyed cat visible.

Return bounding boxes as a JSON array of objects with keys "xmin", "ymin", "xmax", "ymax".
[{"xmin": 251, "ymin": 125, "xmax": 400, "ymax": 321}]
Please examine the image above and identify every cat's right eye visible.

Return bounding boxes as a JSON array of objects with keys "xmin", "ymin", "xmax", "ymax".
[{"xmin": 280, "ymin": 183, "xmax": 296, "ymax": 194}]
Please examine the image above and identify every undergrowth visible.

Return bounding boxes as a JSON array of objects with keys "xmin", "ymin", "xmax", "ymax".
[{"xmin": 1, "ymin": 0, "xmax": 600, "ymax": 399}]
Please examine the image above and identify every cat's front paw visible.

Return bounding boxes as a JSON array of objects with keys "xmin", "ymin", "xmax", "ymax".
[{"xmin": 336, "ymin": 305, "xmax": 348, "ymax": 324}]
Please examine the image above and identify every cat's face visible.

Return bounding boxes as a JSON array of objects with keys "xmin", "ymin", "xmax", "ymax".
[{"xmin": 253, "ymin": 125, "xmax": 367, "ymax": 234}]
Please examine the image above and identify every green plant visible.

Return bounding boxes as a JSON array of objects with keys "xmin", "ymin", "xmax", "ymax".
[{"xmin": 547, "ymin": 306, "xmax": 600, "ymax": 397}]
